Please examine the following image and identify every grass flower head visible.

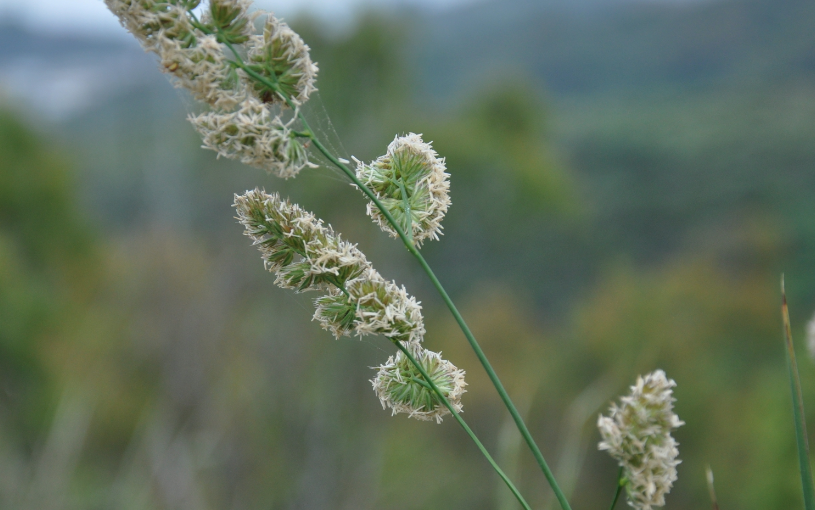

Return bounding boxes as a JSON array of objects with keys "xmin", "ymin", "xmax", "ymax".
[
  {"xmin": 598, "ymin": 370, "xmax": 684, "ymax": 510},
  {"xmin": 246, "ymin": 14, "xmax": 319, "ymax": 105},
  {"xmin": 106, "ymin": 0, "xmax": 197, "ymax": 51},
  {"xmin": 372, "ymin": 342, "xmax": 467, "ymax": 423},
  {"xmin": 356, "ymin": 133, "xmax": 450, "ymax": 246},
  {"xmin": 313, "ymin": 269, "xmax": 425, "ymax": 343},
  {"xmin": 234, "ymin": 189, "xmax": 425, "ymax": 344},
  {"xmin": 160, "ymin": 34, "xmax": 247, "ymax": 111},
  {"xmin": 191, "ymin": 99, "xmax": 312, "ymax": 178}
]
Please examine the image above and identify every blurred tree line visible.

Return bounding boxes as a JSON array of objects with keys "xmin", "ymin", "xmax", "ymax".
[{"xmin": 2, "ymin": 2, "xmax": 815, "ymax": 509}]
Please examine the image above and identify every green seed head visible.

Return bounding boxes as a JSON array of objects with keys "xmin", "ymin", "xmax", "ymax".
[{"xmin": 371, "ymin": 343, "xmax": 466, "ymax": 423}]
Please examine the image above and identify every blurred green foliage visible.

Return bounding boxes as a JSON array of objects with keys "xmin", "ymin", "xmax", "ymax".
[
  {"xmin": 3, "ymin": 1, "xmax": 815, "ymax": 509},
  {"xmin": 0, "ymin": 111, "xmax": 96, "ymax": 442}
]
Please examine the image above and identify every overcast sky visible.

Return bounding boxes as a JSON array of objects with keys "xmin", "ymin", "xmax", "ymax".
[{"xmin": 0, "ymin": 0, "xmax": 478, "ymax": 36}]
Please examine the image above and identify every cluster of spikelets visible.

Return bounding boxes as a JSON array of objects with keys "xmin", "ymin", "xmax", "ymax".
[
  {"xmin": 107, "ymin": 0, "xmax": 461, "ymax": 422},
  {"xmin": 372, "ymin": 342, "xmax": 466, "ymax": 423},
  {"xmin": 598, "ymin": 370, "xmax": 684, "ymax": 510},
  {"xmin": 107, "ymin": 3, "xmax": 688, "ymax": 504},
  {"xmin": 106, "ymin": 0, "xmax": 453, "ymax": 243},
  {"xmin": 355, "ymin": 133, "xmax": 451, "ymax": 247},
  {"xmin": 234, "ymin": 188, "xmax": 466, "ymax": 422},
  {"xmin": 105, "ymin": 0, "xmax": 318, "ymax": 178}
]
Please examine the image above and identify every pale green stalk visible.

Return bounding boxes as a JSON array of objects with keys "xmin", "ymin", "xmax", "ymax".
[
  {"xmin": 394, "ymin": 340, "xmax": 532, "ymax": 510},
  {"xmin": 608, "ymin": 466, "xmax": 623, "ymax": 510},
  {"xmin": 307, "ymin": 133, "xmax": 572, "ymax": 510},
  {"xmin": 205, "ymin": 19, "xmax": 571, "ymax": 510}
]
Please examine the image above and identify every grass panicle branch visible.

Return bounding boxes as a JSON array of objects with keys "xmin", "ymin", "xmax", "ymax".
[
  {"xmin": 209, "ymin": 19, "xmax": 571, "ymax": 509},
  {"xmin": 393, "ymin": 340, "xmax": 532, "ymax": 510},
  {"xmin": 106, "ymin": 2, "xmax": 571, "ymax": 508}
]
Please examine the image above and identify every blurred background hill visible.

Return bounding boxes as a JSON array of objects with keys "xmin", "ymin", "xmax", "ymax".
[{"xmin": 1, "ymin": 0, "xmax": 814, "ymax": 508}]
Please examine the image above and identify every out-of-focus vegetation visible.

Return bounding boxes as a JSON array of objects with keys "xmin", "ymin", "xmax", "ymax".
[{"xmin": 1, "ymin": 0, "xmax": 815, "ymax": 508}]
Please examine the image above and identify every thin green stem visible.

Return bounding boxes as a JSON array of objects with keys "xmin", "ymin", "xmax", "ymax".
[
  {"xmin": 782, "ymin": 275, "xmax": 815, "ymax": 510},
  {"xmin": 608, "ymin": 467, "xmax": 624, "ymax": 510},
  {"xmin": 395, "ymin": 177, "xmax": 414, "ymax": 245},
  {"xmin": 205, "ymin": 21, "xmax": 570, "ymax": 509},
  {"xmin": 394, "ymin": 341, "xmax": 532, "ymax": 510},
  {"xmin": 304, "ymin": 131, "xmax": 571, "ymax": 510}
]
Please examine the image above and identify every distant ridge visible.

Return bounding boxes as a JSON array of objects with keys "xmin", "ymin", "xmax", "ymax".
[{"xmin": 416, "ymin": 0, "xmax": 815, "ymax": 99}]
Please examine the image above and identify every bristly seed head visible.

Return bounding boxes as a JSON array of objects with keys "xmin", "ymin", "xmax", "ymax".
[
  {"xmin": 234, "ymin": 189, "xmax": 426, "ymax": 344},
  {"xmin": 246, "ymin": 14, "xmax": 319, "ymax": 106},
  {"xmin": 355, "ymin": 133, "xmax": 450, "ymax": 247},
  {"xmin": 598, "ymin": 370, "xmax": 684, "ymax": 510},
  {"xmin": 205, "ymin": 0, "xmax": 254, "ymax": 45},
  {"xmin": 190, "ymin": 99, "xmax": 312, "ymax": 178},
  {"xmin": 105, "ymin": 0, "xmax": 197, "ymax": 51},
  {"xmin": 313, "ymin": 268, "xmax": 425, "ymax": 343},
  {"xmin": 372, "ymin": 343, "xmax": 466, "ymax": 423},
  {"xmin": 106, "ymin": 1, "xmax": 321, "ymax": 179},
  {"xmin": 160, "ymin": 34, "xmax": 248, "ymax": 111}
]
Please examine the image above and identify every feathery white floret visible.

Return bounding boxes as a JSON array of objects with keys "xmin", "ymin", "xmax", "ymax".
[
  {"xmin": 234, "ymin": 189, "xmax": 425, "ymax": 344},
  {"xmin": 246, "ymin": 15, "xmax": 319, "ymax": 105},
  {"xmin": 313, "ymin": 268, "xmax": 426, "ymax": 344},
  {"xmin": 598, "ymin": 370, "xmax": 684, "ymax": 510},
  {"xmin": 107, "ymin": 2, "xmax": 322, "ymax": 178},
  {"xmin": 106, "ymin": 1, "xmax": 246, "ymax": 111},
  {"xmin": 190, "ymin": 99, "xmax": 312, "ymax": 178},
  {"xmin": 105, "ymin": 0, "xmax": 194, "ymax": 52},
  {"xmin": 371, "ymin": 342, "xmax": 467, "ymax": 423},
  {"xmin": 160, "ymin": 35, "xmax": 247, "ymax": 111},
  {"xmin": 356, "ymin": 133, "xmax": 450, "ymax": 247}
]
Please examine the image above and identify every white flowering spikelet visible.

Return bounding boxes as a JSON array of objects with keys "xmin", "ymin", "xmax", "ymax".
[
  {"xmin": 160, "ymin": 34, "xmax": 247, "ymax": 111},
  {"xmin": 234, "ymin": 188, "xmax": 368, "ymax": 280},
  {"xmin": 105, "ymin": 0, "xmax": 195, "ymax": 52},
  {"xmin": 598, "ymin": 370, "xmax": 684, "ymax": 510},
  {"xmin": 356, "ymin": 133, "xmax": 450, "ymax": 247},
  {"xmin": 246, "ymin": 15, "xmax": 319, "ymax": 105},
  {"xmin": 201, "ymin": 0, "xmax": 255, "ymax": 44},
  {"xmin": 372, "ymin": 342, "xmax": 467, "ymax": 423},
  {"xmin": 234, "ymin": 189, "xmax": 425, "ymax": 343},
  {"xmin": 190, "ymin": 99, "xmax": 311, "ymax": 178},
  {"xmin": 106, "ymin": 1, "xmax": 248, "ymax": 111},
  {"xmin": 107, "ymin": 1, "xmax": 320, "ymax": 175},
  {"xmin": 314, "ymin": 268, "xmax": 425, "ymax": 344}
]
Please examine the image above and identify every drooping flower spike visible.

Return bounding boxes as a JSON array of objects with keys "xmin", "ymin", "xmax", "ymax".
[
  {"xmin": 105, "ymin": 0, "xmax": 199, "ymax": 52},
  {"xmin": 160, "ymin": 34, "xmax": 247, "ymax": 111},
  {"xmin": 190, "ymin": 99, "xmax": 313, "ymax": 178},
  {"xmin": 234, "ymin": 189, "xmax": 425, "ymax": 344},
  {"xmin": 235, "ymin": 189, "xmax": 462, "ymax": 421},
  {"xmin": 372, "ymin": 342, "xmax": 467, "ymax": 423},
  {"xmin": 598, "ymin": 370, "xmax": 684, "ymax": 510},
  {"xmin": 314, "ymin": 269, "xmax": 425, "ymax": 344},
  {"xmin": 106, "ymin": 0, "xmax": 319, "ymax": 176},
  {"xmin": 245, "ymin": 15, "xmax": 319, "ymax": 106},
  {"xmin": 355, "ymin": 133, "xmax": 451, "ymax": 247}
]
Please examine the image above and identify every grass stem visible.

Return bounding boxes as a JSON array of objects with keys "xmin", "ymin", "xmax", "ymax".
[
  {"xmin": 781, "ymin": 275, "xmax": 815, "ymax": 510},
  {"xmin": 608, "ymin": 467, "xmax": 623, "ymax": 510},
  {"xmin": 208, "ymin": 23, "xmax": 570, "ymax": 509},
  {"xmin": 394, "ymin": 341, "xmax": 532, "ymax": 510}
]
